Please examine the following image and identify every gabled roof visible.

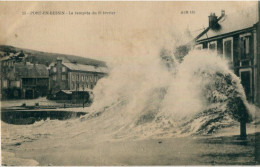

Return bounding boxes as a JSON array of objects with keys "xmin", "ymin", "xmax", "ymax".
[
  {"xmin": 63, "ymin": 62, "xmax": 108, "ymax": 73},
  {"xmin": 197, "ymin": 6, "xmax": 258, "ymax": 42}
]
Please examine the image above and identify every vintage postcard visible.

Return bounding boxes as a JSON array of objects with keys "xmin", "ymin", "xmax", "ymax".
[{"xmin": 0, "ymin": 1, "xmax": 260, "ymax": 166}]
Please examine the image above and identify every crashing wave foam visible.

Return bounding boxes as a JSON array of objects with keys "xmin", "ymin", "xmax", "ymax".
[{"xmin": 81, "ymin": 50, "xmax": 253, "ymax": 139}]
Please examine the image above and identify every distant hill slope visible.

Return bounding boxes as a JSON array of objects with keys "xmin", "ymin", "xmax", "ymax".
[{"xmin": 0, "ymin": 45, "xmax": 106, "ymax": 67}]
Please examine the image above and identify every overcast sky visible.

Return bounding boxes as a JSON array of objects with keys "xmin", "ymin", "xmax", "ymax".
[{"xmin": 0, "ymin": 1, "xmax": 257, "ymax": 62}]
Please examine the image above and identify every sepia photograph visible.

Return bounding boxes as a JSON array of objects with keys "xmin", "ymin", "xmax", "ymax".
[{"xmin": 0, "ymin": 1, "xmax": 260, "ymax": 166}]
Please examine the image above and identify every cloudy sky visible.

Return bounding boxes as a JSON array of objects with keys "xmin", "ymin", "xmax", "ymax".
[{"xmin": 0, "ymin": 1, "xmax": 257, "ymax": 62}]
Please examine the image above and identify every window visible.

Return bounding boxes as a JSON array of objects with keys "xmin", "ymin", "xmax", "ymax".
[
  {"xmin": 208, "ymin": 41, "xmax": 217, "ymax": 52},
  {"xmin": 16, "ymin": 81, "xmax": 21, "ymax": 87},
  {"xmin": 223, "ymin": 37, "xmax": 233, "ymax": 62},
  {"xmin": 53, "ymin": 75, "xmax": 56, "ymax": 81},
  {"xmin": 3, "ymin": 80, "xmax": 8, "ymax": 88},
  {"xmin": 22, "ymin": 78, "xmax": 36, "ymax": 85},
  {"xmin": 62, "ymin": 67, "xmax": 66, "ymax": 72},
  {"xmin": 62, "ymin": 75, "xmax": 66, "ymax": 81},
  {"xmin": 240, "ymin": 33, "xmax": 251, "ymax": 60},
  {"xmin": 53, "ymin": 67, "xmax": 57, "ymax": 72},
  {"xmin": 194, "ymin": 44, "xmax": 203, "ymax": 50},
  {"xmin": 10, "ymin": 81, "xmax": 21, "ymax": 88}
]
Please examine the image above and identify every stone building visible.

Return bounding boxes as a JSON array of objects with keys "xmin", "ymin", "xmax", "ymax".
[
  {"xmin": 1, "ymin": 62, "xmax": 49, "ymax": 99},
  {"xmin": 48, "ymin": 58, "xmax": 108, "ymax": 95}
]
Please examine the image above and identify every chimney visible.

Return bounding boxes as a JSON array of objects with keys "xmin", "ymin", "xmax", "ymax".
[
  {"xmin": 221, "ymin": 10, "xmax": 225, "ymax": 17},
  {"xmin": 208, "ymin": 13, "xmax": 218, "ymax": 28},
  {"xmin": 57, "ymin": 57, "xmax": 62, "ymax": 65}
]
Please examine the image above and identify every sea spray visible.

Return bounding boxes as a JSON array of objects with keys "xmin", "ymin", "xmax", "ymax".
[
  {"xmin": 2, "ymin": 49, "xmax": 254, "ymax": 144},
  {"xmin": 84, "ymin": 48, "xmax": 253, "ymax": 138},
  {"xmin": 172, "ymin": 50, "xmax": 252, "ymax": 135}
]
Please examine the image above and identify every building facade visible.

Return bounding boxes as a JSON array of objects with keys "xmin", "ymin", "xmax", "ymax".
[
  {"xmin": 1, "ymin": 62, "xmax": 49, "ymax": 99},
  {"xmin": 0, "ymin": 51, "xmax": 108, "ymax": 100},
  {"xmin": 48, "ymin": 58, "xmax": 108, "ymax": 95},
  {"xmin": 194, "ymin": 7, "xmax": 259, "ymax": 104}
]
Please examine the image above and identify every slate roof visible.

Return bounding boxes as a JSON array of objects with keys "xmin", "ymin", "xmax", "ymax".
[
  {"xmin": 197, "ymin": 6, "xmax": 258, "ymax": 41},
  {"xmin": 14, "ymin": 63, "xmax": 49, "ymax": 78},
  {"xmin": 63, "ymin": 62, "xmax": 109, "ymax": 73}
]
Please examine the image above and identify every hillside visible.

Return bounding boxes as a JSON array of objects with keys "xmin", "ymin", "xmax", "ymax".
[{"xmin": 0, "ymin": 45, "xmax": 106, "ymax": 67}]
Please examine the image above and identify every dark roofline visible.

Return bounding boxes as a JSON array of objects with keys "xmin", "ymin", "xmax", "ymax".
[{"xmin": 196, "ymin": 26, "xmax": 255, "ymax": 43}]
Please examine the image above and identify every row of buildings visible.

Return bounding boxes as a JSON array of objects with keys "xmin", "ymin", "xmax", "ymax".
[
  {"xmin": 190, "ymin": 4, "xmax": 260, "ymax": 105},
  {"xmin": 0, "ymin": 52, "xmax": 108, "ymax": 100}
]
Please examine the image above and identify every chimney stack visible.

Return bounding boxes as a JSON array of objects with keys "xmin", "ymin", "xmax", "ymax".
[
  {"xmin": 208, "ymin": 13, "xmax": 218, "ymax": 28},
  {"xmin": 221, "ymin": 10, "xmax": 225, "ymax": 17},
  {"xmin": 57, "ymin": 57, "xmax": 62, "ymax": 65}
]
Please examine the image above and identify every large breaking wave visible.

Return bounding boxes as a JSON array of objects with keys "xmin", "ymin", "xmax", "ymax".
[
  {"xmin": 79, "ymin": 49, "xmax": 253, "ymax": 139},
  {"xmin": 2, "ymin": 48, "xmax": 256, "ymax": 146}
]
